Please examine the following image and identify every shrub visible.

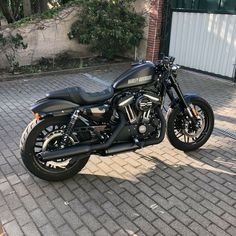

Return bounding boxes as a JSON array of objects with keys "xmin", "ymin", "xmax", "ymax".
[
  {"xmin": 0, "ymin": 33, "xmax": 27, "ymax": 72},
  {"xmin": 68, "ymin": 0, "xmax": 145, "ymax": 59}
]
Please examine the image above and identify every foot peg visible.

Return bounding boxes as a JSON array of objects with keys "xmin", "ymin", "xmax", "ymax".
[{"xmin": 133, "ymin": 138, "xmax": 142, "ymax": 148}]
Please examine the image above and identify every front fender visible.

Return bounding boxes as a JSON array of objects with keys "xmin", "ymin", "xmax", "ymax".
[
  {"xmin": 31, "ymin": 98, "xmax": 78, "ymax": 118},
  {"xmin": 169, "ymin": 93, "xmax": 207, "ymax": 109}
]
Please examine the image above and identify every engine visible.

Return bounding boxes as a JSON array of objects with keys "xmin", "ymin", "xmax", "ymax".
[{"xmin": 115, "ymin": 91, "xmax": 162, "ymax": 141}]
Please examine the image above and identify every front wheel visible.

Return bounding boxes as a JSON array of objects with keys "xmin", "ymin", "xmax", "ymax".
[
  {"xmin": 167, "ymin": 96, "xmax": 214, "ymax": 152},
  {"xmin": 20, "ymin": 116, "xmax": 90, "ymax": 181}
]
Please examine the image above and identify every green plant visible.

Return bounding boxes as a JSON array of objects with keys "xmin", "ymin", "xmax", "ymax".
[
  {"xmin": 0, "ymin": 32, "xmax": 27, "ymax": 72},
  {"xmin": 68, "ymin": 0, "xmax": 145, "ymax": 59}
]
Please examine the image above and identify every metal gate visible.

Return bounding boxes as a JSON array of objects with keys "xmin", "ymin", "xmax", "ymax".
[{"xmin": 168, "ymin": 12, "xmax": 236, "ymax": 78}]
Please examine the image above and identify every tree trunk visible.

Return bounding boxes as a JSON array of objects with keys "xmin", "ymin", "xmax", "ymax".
[
  {"xmin": 39, "ymin": 0, "xmax": 48, "ymax": 13},
  {"xmin": 23, "ymin": 0, "xmax": 32, "ymax": 17},
  {"xmin": 0, "ymin": 0, "xmax": 15, "ymax": 24}
]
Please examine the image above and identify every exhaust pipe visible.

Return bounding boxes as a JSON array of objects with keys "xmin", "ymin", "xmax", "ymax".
[
  {"xmin": 40, "ymin": 107, "xmax": 166, "ymax": 161},
  {"xmin": 105, "ymin": 109, "xmax": 166, "ymax": 155},
  {"xmin": 39, "ymin": 113, "xmax": 126, "ymax": 161}
]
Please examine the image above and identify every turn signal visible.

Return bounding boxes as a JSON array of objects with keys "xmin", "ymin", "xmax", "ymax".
[{"xmin": 32, "ymin": 112, "xmax": 41, "ymax": 121}]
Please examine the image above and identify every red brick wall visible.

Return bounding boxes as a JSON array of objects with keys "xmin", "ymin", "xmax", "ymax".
[{"xmin": 146, "ymin": 0, "xmax": 164, "ymax": 62}]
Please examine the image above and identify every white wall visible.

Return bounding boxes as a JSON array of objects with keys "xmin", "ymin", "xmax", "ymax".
[
  {"xmin": 0, "ymin": 7, "xmax": 92, "ymax": 69},
  {"xmin": 169, "ymin": 12, "xmax": 236, "ymax": 78}
]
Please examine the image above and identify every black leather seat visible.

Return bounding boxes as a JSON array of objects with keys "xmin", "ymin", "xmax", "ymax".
[{"xmin": 46, "ymin": 86, "xmax": 114, "ymax": 105}]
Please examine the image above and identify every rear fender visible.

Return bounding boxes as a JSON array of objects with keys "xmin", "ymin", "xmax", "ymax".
[{"xmin": 31, "ymin": 98, "xmax": 79, "ymax": 119}]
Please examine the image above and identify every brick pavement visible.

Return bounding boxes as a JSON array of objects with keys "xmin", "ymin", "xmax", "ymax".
[{"xmin": 0, "ymin": 64, "xmax": 236, "ymax": 236}]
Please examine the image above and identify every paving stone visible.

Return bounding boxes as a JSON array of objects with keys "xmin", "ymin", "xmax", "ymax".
[
  {"xmin": 134, "ymin": 204, "xmax": 157, "ymax": 222},
  {"xmin": 207, "ymin": 224, "xmax": 231, "ymax": 236},
  {"xmin": 186, "ymin": 209, "xmax": 211, "ymax": 228},
  {"xmin": 13, "ymin": 207, "xmax": 31, "ymax": 226},
  {"xmin": 198, "ymin": 189, "xmax": 219, "ymax": 204},
  {"xmin": 189, "ymin": 222, "xmax": 213, "ymax": 236},
  {"xmin": 170, "ymin": 220, "xmax": 196, "ymax": 236},
  {"xmin": 113, "ymin": 229, "xmax": 129, "ymax": 236},
  {"xmin": 27, "ymin": 183, "xmax": 44, "ymax": 198},
  {"xmin": 21, "ymin": 194, "xmax": 38, "ymax": 211},
  {"xmin": 46, "ymin": 209, "xmax": 65, "ymax": 228},
  {"xmin": 6, "ymin": 174, "xmax": 21, "ymax": 185},
  {"xmin": 22, "ymin": 222, "xmax": 41, "ymax": 236},
  {"xmin": 5, "ymin": 193, "xmax": 22, "ymax": 210},
  {"xmin": 0, "ymin": 191, "xmax": 6, "ymax": 207},
  {"xmin": 134, "ymin": 216, "xmax": 158, "ymax": 236},
  {"xmin": 153, "ymin": 218, "xmax": 177, "ymax": 236},
  {"xmin": 227, "ymin": 226, "xmax": 236, "ymax": 236},
  {"xmin": 167, "ymin": 186, "xmax": 187, "ymax": 200},
  {"xmin": 13, "ymin": 182, "xmax": 29, "ymax": 197},
  {"xmin": 98, "ymin": 214, "xmax": 121, "ymax": 234},
  {"xmin": 85, "ymin": 200, "xmax": 105, "ymax": 217},
  {"xmin": 57, "ymin": 186, "xmax": 75, "ymax": 201},
  {"xmin": 104, "ymin": 190, "xmax": 123, "ymax": 206},
  {"xmin": 52, "ymin": 197, "xmax": 71, "ymax": 214},
  {"xmin": 39, "ymin": 223, "xmax": 58, "ymax": 236},
  {"xmin": 135, "ymin": 181, "xmax": 155, "ymax": 196},
  {"xmin": 36, "ymin": 195, "xmax": 54, "ymax": 213},
  {"xmin": 81, "ymin": 212, "xmax": 102, "ymax": 232},
  {"xmin": 169, "ymin": 207, "xmax": 192, "ymax": 225},
  {"xmin": 204, "ymin": 211, "xmax": 230, "ymax": 230},
  {"xmin": 213, "ymin": 190, "xmax": 235, "ymax": 205},
  {"xmin": 0, "ymin": 181, "xmax": 14, "ymax": 196},
  {"xmin": 68, "ymin": 199, "xmax": 87, "ymax": 216},
  {"xmin": 0, "ymin": 205, "xmax": 15, "ymax": 224},
  {"xmin": 222, "ymin": 212, "xmax": 236, "ymax": 225},
  {"xmin": 76, "ymin": 226, "xmax": 94, "ymax": 236},
  {"xmin": 95, "ymin": 227, "xmax": 111, "ymax": 236},
  {"xmin": 116, "ymin": 215, "xmax": 139, "ymax": 235},
  {"xmin": 30, "ymin": 208, "xmax": 48, "ymax": 227},
  {"xmin": 118, "ymin": 202, "xmax": 140, "ymax": 221},
  {"xmin": 42, "ymin": 185, "xmax": 59, "ymax": 200},
  {"xmin": 72, "ymin": 187, "xmax": 91, "ymax": 203},
  {"xmin": 58, "ymin": 224, "xmax": 76, "ymax": 236},
  {"xmin": 182, "ymin": 187, "xmax": 203, "ymax": 202},
  {"xmin": 4, "ymin": 220, "xmax": 24, "ymax": 236},
  {"xmin": 63, "ymin": 210, "xmax": 83, "ymax": 230},
  {"xmin": 168, "ymin": 196, "xmax": 189, "ymax": 212},
  {"xmin": 101, "ymin": 201, "xmax": 122, "ymax": 219},
  {"xmin": 217, "ymin": 201, "xmax": 236, "ymax": 217},
  {"xmin": 151, "ymin": 184, "xmax": 172, "ymax": 198}
]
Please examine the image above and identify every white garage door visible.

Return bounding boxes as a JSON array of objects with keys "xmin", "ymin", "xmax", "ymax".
[{"xmin": 169, "ymin": 11, "xmax": 236, "ymax": 78}]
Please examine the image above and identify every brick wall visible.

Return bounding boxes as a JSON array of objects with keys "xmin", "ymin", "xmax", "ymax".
[{"xmin": 146, "ymin": 0, "xmax": 164, "ymax": 61}]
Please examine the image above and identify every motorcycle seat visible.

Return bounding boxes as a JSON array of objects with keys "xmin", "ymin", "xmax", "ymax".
[{"xmin": 46, "ymin": 86, "xmax": 114, "ymax": 105}]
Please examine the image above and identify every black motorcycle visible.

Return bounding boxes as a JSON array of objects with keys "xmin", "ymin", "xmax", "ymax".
[{"xmin": 20, "ymin": 56, "xmax": 214, "ymax": 181}]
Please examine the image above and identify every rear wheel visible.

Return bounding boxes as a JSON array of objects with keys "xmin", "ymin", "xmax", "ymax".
[
  {"xmin": 167, "ymin": 97, "xmax": 214, "ymax": 151},
  {"xmin": 20, "ymin": 116, "xmax": 90, "ymax": 181}
]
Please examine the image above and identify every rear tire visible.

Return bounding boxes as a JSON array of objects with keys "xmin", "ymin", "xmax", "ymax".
[
  {"xmin": 20, "ymin": 117, "xmax": 90, "ymax": 181},
  {"xmin": 167, "ymin": 97, "xmax": 214, "ymax": 152}
]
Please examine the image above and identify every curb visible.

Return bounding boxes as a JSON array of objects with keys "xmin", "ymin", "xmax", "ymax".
[{"xmin": 0, "ymin": 61, "xmax": 131, "ymax": 82}]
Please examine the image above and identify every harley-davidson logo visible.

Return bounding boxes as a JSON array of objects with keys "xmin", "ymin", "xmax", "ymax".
[{"xmin": 128, "ymin": 75, "xmax": 152, "ymax": 85}]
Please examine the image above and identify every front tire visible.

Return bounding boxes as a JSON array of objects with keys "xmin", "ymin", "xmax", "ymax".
[
  {"xmin": 20, "ymin": 116, "xmax": 90, "ymax": 181},
  {"xmin": 167, "ymin": 97, "xmax": 214, "ymax": 152}
]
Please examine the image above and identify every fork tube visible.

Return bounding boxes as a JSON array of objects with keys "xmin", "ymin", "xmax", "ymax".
[{"xmin": 169, "ymin": 75, "xmax": 193, "ymax": 118}]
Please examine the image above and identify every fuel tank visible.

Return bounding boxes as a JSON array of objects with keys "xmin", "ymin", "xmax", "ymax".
[{"xmin": 113, "ymin": 61, "xmax": 155, "ymax": 90}]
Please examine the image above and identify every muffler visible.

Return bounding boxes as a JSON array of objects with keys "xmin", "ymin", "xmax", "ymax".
[{"xmin": 39, "ymin": 114, "xmax": 126, "ymax": 161}]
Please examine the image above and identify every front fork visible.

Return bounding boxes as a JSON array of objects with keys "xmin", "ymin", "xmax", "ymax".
[{"xmin": 166, "ymin": 75, "xmax": 198, "ymax": 125}]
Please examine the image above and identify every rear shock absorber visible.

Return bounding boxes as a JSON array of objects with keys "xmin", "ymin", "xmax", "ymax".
[{"xmin": 60, "ymin": 109, "xmax": 80, "ymax": 148}]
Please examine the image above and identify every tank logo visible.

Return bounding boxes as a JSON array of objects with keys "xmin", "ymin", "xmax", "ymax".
[{"xmin": 128, "ymin": 75, "xmax": 152, "ymax": 85}]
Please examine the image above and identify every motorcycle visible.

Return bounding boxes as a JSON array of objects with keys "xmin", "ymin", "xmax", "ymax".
[{"xmin": 20, "ymin": 56, "xmax": 214, "ymax": 181}]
